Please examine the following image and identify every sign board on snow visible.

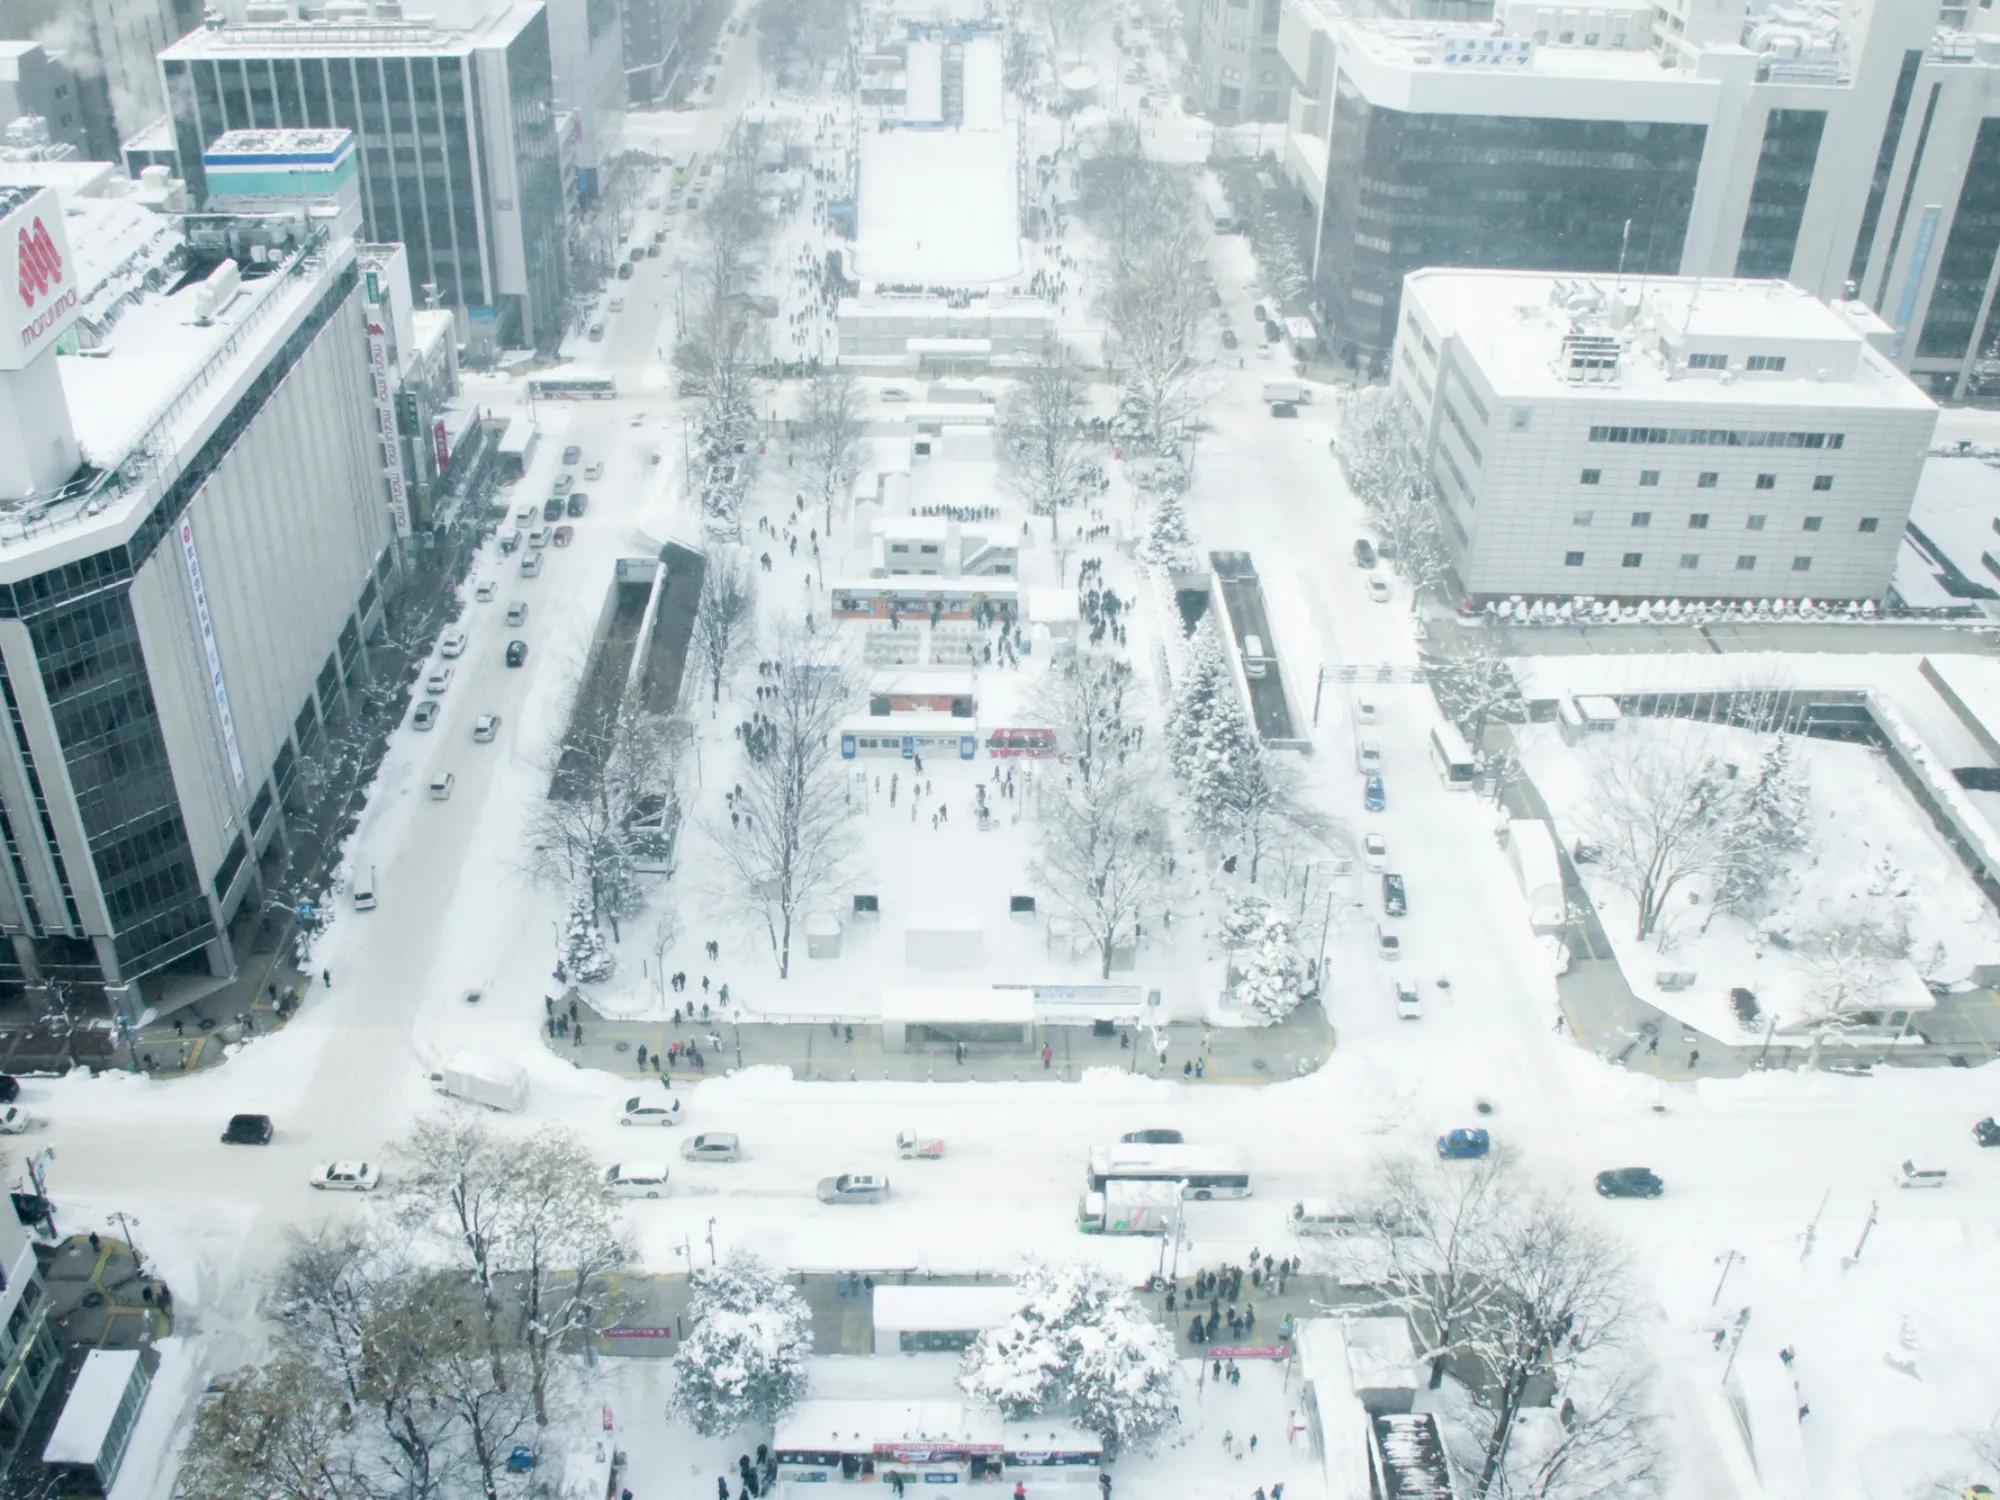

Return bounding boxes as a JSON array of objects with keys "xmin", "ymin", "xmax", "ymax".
[{"xmin": 1, "ymin": 187, "xmax": 80, "ymax": 371}]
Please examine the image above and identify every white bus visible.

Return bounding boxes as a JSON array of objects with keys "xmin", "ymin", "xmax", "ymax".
[
  {"xmin": 1085, "ymin": 1145, "xmax": 1252, "ymax": 1200},
  {"xmin": 1428, "ymin": 720, "xmax": 1477, "ymax": 791}
]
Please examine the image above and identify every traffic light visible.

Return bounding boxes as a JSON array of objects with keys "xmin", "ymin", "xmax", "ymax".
[{"xmin": 395, "ymin": 391, "xmax": 421, "ymax": 436}]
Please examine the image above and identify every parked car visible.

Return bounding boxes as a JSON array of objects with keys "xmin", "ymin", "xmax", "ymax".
[
  {"xmin": 439, "ymin": 628, "xmax": 467, "ymax": 659},
  {"xmin": 1364, "ymin": 833, "xmax": 1388, "ymax": 871},
  {"xmin": 1394, "ymin": 979, "xmax": 1420, "ymax": 1017},
  {"xmin": 1382, "ymin": 873, "xmax": 1407, "ymax": 917},
  {"xmin": 647, "ymin": 243, "xmax": 662, "ymax": 258},
  {"xmin": 428, "ymin": 773, "xmax": 455, "ymax": 801},
  {"xmin": 1364, "ymin": 775, "xmax": 1386, "ymax": 812},
  {"xmin": 1897, "ymin": 1159, "xmax": 1948, "ymax": 1189},
  {"xmin": 584, "ymin": 462, "xmax": 604, "ymax": 480},
  {"xmin": 1376, "ymin": 925, "xmax": 1401, "ymax": 961},
  {"xmin": 1975, "ymin": 1117, "xmax": 2000, "ymax": 1146},
  {"xmin": 880, "ymin": 385, "xmax": 911, "ymax": 402},
  {"xmin": 473, "ymin": 714, "xmax": 501, "ymax": 743},
  {"xmin": 1353, "ymin": 538, "xmax": 1377, "ymax": 568},
  {"xmin": 520, "ymin": 552, "xmax": 543, "ymax": 577},
  {"xmin": 425, "ymin": 666, "xmax": 454, "ymax": 695},
  {"xmin": 587, "ymin": 323, "xmax": 605, "ymax": 341},
  {"xmin": 1367, "ymin": 577, "xmax": 1392, "ymax": 603},
  {"xmin": 310, "ymin": 1161, "xmax": 380, "ymax": 1191},
  {"xmin": 617, "ymin": 262, "xmax": 634, "ymax": 280},
  {"xmin": 1221, "ymin": 328, "xmax": 1238, "ymax": 349},
  {"xmin": 567, "ymin": 492, "xmax": 589, "ymax": 517},
  {"xmin": 514, "ymin": 503, "xmax": 537, "ymax": 525},
  {"xmin": 1595, "ymin": 1167, "xmax": 1664, "ymax": 1199},
  {"xmin": 622, "ymin": 1096, "xmax": 683, "ymax": 1127},
  {"xmin": 542, "ymin": 497, "xmax": 565, "ymax": 522},
  {"xmin": 475, "ymin": 580, "xmax": 497, "ymax": 602},
  {"xmin": 817, "ymin": 1173, "xmax": 890, "ymax": 1204},
  {"xmin": 0, "ymin": 1076, "xmax": 20, "ymax": 1104},
  {"xmin": 505, "ymin": 602, "xmax": 529, "ymax": 627},
  {"xmin": 506, "ymin": 640, "xmax": 529, "ymax": 667},
  {"xmin": 561, "ymin": 444, "xmax": 582, "ymax": 465},
  {"xmin": 552, "ymin": 525, "xmax": 575, "ymax": 547},
  {"xmin": 1437, "ymin": 1128, "xmax": 1490, "ymax": 1159},
  {"xmin": 223, "ymin": 1113, "xmax": 274, "ymax": 1145},
  {"xmin": 0, "ymin": 1105, "xmax": 29, "ymax": 1134},
  {"xmin": 528, "ymin": 527, "xmax": 552, "ymax": 549},
  {"xmin": 412, "ymin": 700, "xmax": 440, "ymax": 731},
  {"xmin": 1269, "ymin": 401, "xmax": 1299, "ymax": 418},
  {"xmin": 1121, "ymin": 1129, "xmax": 1184, "ymax": 1145},
  {"xmin": 1355, "ymin": 696, "xmax": 1379, "ymax": 724},
  {"xmin": 681, "ymin": 1132, "xmax": 742, "ymax": 1162}
]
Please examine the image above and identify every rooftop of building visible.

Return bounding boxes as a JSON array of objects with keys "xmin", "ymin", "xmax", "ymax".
[
  {"xmin": 159, "ymin": 2, "xmax": 537, "ymax": 59},
  {"xmin": 204, "ymin": 128, "xmax": 355, "ymax": 164},
  {"xmin": 1404, "ymin": 269, "xmax": 1936, "ymax": 412}
]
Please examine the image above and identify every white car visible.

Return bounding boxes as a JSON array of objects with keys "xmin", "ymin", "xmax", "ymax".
[
  {"xmin": 622, "ymin": 1096, "xmax": 683, "ymax": 1127},
  {"xmin": 0, "ymin": 1105, "xmax": 29, "ymax": 1134},
  {"xmin": 505, "ymin": 602, "xmax": 529, "ymax": 627},
  {"xmin": 1394, "ymin": 980, "xmax": 1422, "ymax": 1020},
  {"xmin": 514, "ymin": 503, "xmax": 536, "ymax": 525},
  {"xmin": 474, "ymin": 580, "xmax": 497, "ymax": 603},
  {"xmin": 1367, "ymin": 576, "xmax": 1392, "ymax": 604},
  {"xmin": 681, "ymin": 1132, "xmax": 743, "ymax": 1162},
  {"xmin": 880, "ymin": 385, "xmax": 911, "ymax": 402},
  {"xmin": 1364, "ymin": 832, "xmax": 1388, "ymax": 871},
  {"xmin": 439, "ymin": 629, "xmax": 467, "ymax": 659},
  {"xmin": 425, "ymin": 666, "xmax": 454, "ymax": 695},
  {"xmin": 472, "ymin": 714, "xmax": 501, "ymax": 743},
  {"xmin": 527, "ymin": 527, "xmax": 552, "ymax": 549},
  {"xmin": 584, "ymin": 461, "xmax": 605, "ymax": 480},
  {"xmin": 521, "ymin": 552, "xmax": 543, "ymax": 577},
  {"xmin": 428, "ymin": 773, "xmax": 455, "ymax": 801},
  {"xmin": 629, "ymin": 412, "xmax": 645, "ymax": 427},
  {"xmin": 818, "ymin": 1173, "xmax": 891, "ymax": 1204},
  {"xmin": 1376, "ymin": 924, "xmax": 1401, "ymax": 961},
  {"xmin": 1897, "ymin": 1159, "xmax": 1947, "ymax": 1189},
  {"xmin": 1355, "ymin": 696, "xmax": 1379, "ymax": 724},
  {"xmin": 310, "ymin": 1161, "xmax": 380, "ymax": 1192}
]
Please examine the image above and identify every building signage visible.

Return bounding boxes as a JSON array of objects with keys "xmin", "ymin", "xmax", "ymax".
[
  {"xmin": 1891, "ymin": 205, "xmax": 1942, "ymax": 357},
  {"xmin": 1, "ymin": 188, "xmax": 81, "ymax": 371},
  {"xmin": 362, "ymin": 298, "xmax": 412, "ymax": 538},
  {"xmin": 872, "ymin": 1444, "xmax": 1002, "ymax": 1461},
  {"xmin": 432, "ymin": 414, "xmax": 451, "ymax": 473},
  {"xmin": 178, "ymin": 517, "xmax": 246, "ymax": 787}
]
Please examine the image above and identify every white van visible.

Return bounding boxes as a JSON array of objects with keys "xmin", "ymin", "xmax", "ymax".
[
  {"xmin": 1289, "ymin": 1198, "xmax": 1367, "ymax": 1238},
  {"xmin": 352, "ymin": 867, "xmax": 377, "ymax": 911},
  {"xmin": 1261, "ymin": 379, "xmax": 1310, "ymax": 405},
  {"xmin": 603, "ymin": 1162, "xmax": 671, "ymax": 1199},
  {"xmin": 1244, "ymin": 634, "xmax": 1267, "ymax": 679}
]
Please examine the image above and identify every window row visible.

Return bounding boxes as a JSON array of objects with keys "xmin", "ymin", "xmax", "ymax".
[
  {"xmin": 1588, "ymin": 425, "xmax": 1844, "ymax": 448},
  {"xmin": 1682, "ymin": 351, "xmax": 1787, "ymax": 372},
  {"xmin": 1564, "ymin": 552, "xmax": 1817, "ymax": 571},
  {"xmin": 1581, "ymin": 468, "xmax": 1835, "ymax": 490},
  {"xmin": 1572, "ymin": 511, "xmax": 1877, "ymax": 532}
]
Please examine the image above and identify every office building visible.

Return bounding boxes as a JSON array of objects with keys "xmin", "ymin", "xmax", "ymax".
[
  {"xmin": 625, "ymin": 0, "xmax": 699, "ymax": 103},
  {"xmin": 1277, "ymin": 0, "xmax": 2000, "ymax": 390},
  {"xmin": 0, "ymin": 41, "xmax": 105, "ymax": 161},
  {"xmin": 1393, "ymin": 269, "xmax": 1937, "ymax": 604},
  {"xmin": 0, "ymin": 182, "xmax": 394, "ymax": 1006},
  {"xmin": 0, "ymin": 1207, "xmax": 58, "ymax": 1465},
  {"xmin": 158, "ymin": 3, "xmax": 567, "ymax": 352},
  {"xmin": 0, "ymin": 0, "xmax": 199, "ymax": 146},
  {"xmin": 1189, "ymin": 0, "xmax": 1287, "ymax": 123}
]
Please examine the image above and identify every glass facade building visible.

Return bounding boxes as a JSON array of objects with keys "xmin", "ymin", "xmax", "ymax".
[
  {"xmin": 1734, "ymin": 109, "xmax": 1827, "ymax": 279},
  {"xmin": 160, "ymin": 8, "xmax": 565, "ymax": 349},
  {"xmin": 1317, "ymin": 84, "xmax": 1706, "ymax": 363}
]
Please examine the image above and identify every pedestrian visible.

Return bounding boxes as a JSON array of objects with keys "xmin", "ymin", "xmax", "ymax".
[
  {"xmin": 321, "ymin": 969, "xmax": 331, "ymax": 987},
  {"xmin": 718, "ymin": 1480, "xmax": 730, "ymax": 1500},
  {"xmin": 637, "ymin": 1044, "xmax": 649, "ymax": 1069},
  {"xmin": 1249, "ymin": 1434, "xmax": 1258, "ymax": 1453},
  {"xmin": 1646, "ymin": 1034, "xmax": 1660, "ymax": 1055},
  {"xmin": 88, "ymin": 1231, "xmax": 100, "ymax": 1255},
  {"xmin": 573, "ymin": 1024, "xmax": 583, "ymax": 1047},
  {"xmin": 1689, "ymin": 1049, "xmax": 1701, "ymax": 1069},
  {"xmin": 545, "ymin": 996, "xmax": 555, "ymax": 1017},
  {"xmin": 1222, "ymin": 1428, "xmax": 1233, "ymax": 1454},
  {"xmin": 547, "ymin": 1017, "xmax": 557, "ymax": 1039},
  {"xmin": 568, "ymin": 997, "xmax": 579, "ymax": 1023},
  {"xmin": 1041, "ymin": 1043, "xmax": 1052, "ymax": 1070},
  {"xmin": 1553, "ymin": 1012, "xmax": 1566, "ymax": 1033}
]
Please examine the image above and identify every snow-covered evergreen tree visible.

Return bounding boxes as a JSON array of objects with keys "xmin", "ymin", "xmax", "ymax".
[
  {"xmin": 1137, "ymin": 487, "xmax": 1198, "ymax": 573},
  {"xmin": 1168, "ymin": 615, "xmax": 1234, "ymax": 785},
  {"xmin": 1712, "ymin": 738, "xmax": 1808, "ymax": 920},
  {"xmin": 1184, "ymin": 676, "xmax": 1258, "ymax": 840},
  {"xmin": 560, "ymin": 892, "xmax": 616, "ymax": 983},
  {"xmin": 668, "ymin": 1251, "xmax": 812, "ymax": 1437},
  {"xmin": 1220, "ymin": 894, "xmax": 1306, "ymax": 1023},
  {"xmin": 960, "ymin": 1260, "xmax": 1180, "ymax": 1455}
]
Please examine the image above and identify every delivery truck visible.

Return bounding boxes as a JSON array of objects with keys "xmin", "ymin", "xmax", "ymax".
[
  {"xmin": 433, "ymin": 1052, "xmax": 529, "ymax": 1112},
  {"xmin": 1078, "ymin": 1179, "xmax": 1184, "ymax": 1234}
]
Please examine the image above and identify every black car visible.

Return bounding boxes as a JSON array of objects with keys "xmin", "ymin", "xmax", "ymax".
[
  {"xmin": 1221, "ymin": 328, "xmax": 1238, "ymax": 350},
  {"xmin": 566, "ymin": 492, "xmax": 589, "ymax": 517},
  {"xmin": 1595, "ymin": 1167, "xmax": 1663, "ymax": 1199},
  {"xmin": 506, "ymin": 640, "xmax": 529, "ymax": 668},
  {"xmin": 0, "ymin": 1076, "xmax": 17, "ymax": 1104},
  {"xmin": 223, "ymin": 1113, "xmax": 274, "ymax": 1145},
  {"xmin": 1382, "ymin": 873, "xmax": 1407, "ymax": 917},
  {"xmin": 1976, "ymin": 1117, "xmax": 2000, "ymax": 1147},
  {"xmin": 1353, "ymin": 537, "xmax": 1378, "ymax": 568},
  {"xmin": 542, "ymin": 497, "xmax": 565, "ymax": 522},
  {"xmin": 1121, "ymin": 1128, "xmax": 1184, "ymax": 1145},
  {"xmin": 1270, "ymin": 401, "xmax": 1299, "ymax": 418},
  {"xmin": 617, "ymin": 262, "xmax": 634, "ymax": 280}
]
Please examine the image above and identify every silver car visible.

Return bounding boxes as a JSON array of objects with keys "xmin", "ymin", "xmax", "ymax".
[
  {"xmin": 681, "ymin": 1132, "xmax": 742, "ymax": 1163},
  {"xmin": 621, "ymin": 1096, "xmax": 683, "ymax": 1127},
  {"xmin": 817, "ymin": 1173, "xmax": 889, "ymax": 1204}
]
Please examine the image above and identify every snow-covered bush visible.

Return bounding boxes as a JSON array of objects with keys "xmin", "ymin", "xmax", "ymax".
[
  {"xmin": 960, "ymin": 1259, "xmax": 1180, "ymax": 1455},
  {"xmin": 560, "ymin": 892, "xmax": 616, "ymax": 983},
  {"xmin": 1219, "ymin": 894, "xmax": 1306, "ymax": 1023},
  {"xmin": 669, "ymin": 1251, "xmax": 812, "ymax": 1436}
]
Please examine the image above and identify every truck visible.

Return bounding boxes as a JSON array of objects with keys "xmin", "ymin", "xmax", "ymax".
[
  {"xmin": 434, "ymin": 1052, "xmax": 529, "ymax": 1112},
  {"xmin": 1077, "ymin": 1179, "xmax": 1183, "ymax": 1235},
  {"xmin": 1505, "ymin": 819, "xmax": 1566, "ymax": 933},
  {"xmin": 1260, "ymin": 379, "xmax": 1311, "ymax": 405}
]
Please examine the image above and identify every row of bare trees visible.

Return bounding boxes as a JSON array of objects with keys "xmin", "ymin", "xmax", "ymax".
[{"xmin": 178, "ymin": 1117, "xmax": 625, "ymax": 1500}]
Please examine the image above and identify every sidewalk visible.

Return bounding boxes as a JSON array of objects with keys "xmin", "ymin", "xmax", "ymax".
[{"xmin": 543, "ymin": 997, "xmax": 1336, "ymax": 1085}]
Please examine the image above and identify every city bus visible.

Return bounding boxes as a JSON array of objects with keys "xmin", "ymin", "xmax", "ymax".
[
  {"xmin": 839, "ymin": 719, "xmax": 979, "ymax": 761},
  {"xmin": 1428, "ymin": 719, "xmax": 1477, "ymax": 790},
  {"xmin": 1085, "ymin": 1145, "xmax": 1252, "ymax": 1200},
  {"xmin": 527, "ymin": 373, "xmax": 616, "ymax": 401}
]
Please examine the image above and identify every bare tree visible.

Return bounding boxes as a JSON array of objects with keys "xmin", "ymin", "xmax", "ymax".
[
  {"xmin": 1103, "ymin": 222, "xmax": 1213, "ymax": 452},
  {"xmin": 1035, "ymin": 649, "xmax": 1135, "ymax": 787},
  {"xmin": 1076, "ymin": 120, "xmax": 1187, "ymax": 259},
  {"xmin": 998, "ymin": 341, "xmax": 1093, "ymax": 574},
  {"xmin": 1030, "ymin": 0, "xmax": 1097, "ymax": 60},
  {"xmin": 175, "ymin": 1352, "xmax": 361, "ymax": 1500},
  {"xmin": 1035, "ymin": 763, "xmax": 1173, "ymax": 979},
  {"xmin": 1361, "ymin": 1155, "xmax": 1512, "ymax": 1390},
  {"xmin": 425, "ymin": 1291, "xmax": 539, "ymax": 1500},
  {"xmin": 677, "ymin": 261, "xmax": 761, "ymax": 535},
  {"xmin": 394, "ymin": 1114, "xmax": 513, "ymax": 1381},
  {"xmin": 1794, "ymin": 911, "xmax": 1911, "ymax": 1029},
  {"xmin": 707, "ymin": 628, "xmax": 858, "ymax": 978},
  {"xmin": 1578, "ymin": 733, "xmax": 1737, "ymax": 943},
  {"xmin": 1424, "ymin": 633, "xmax": 1524, "ymax": 751},
  {"xmin": 691, "ymin": 549, "xmax": 755, "ymax": 706},
  {"xmin": 360, "ymin": 1267, "xmax": 465, "ymax": 1500},
  {"xmin": 799, "ymin": 369, "xmax": 870, "ymax": 537}
]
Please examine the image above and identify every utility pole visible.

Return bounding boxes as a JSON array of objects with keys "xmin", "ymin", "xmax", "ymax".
[
  {"xmin": 1842, "ymin": 1200, "xmax": 1879, "ymax": 1269},
  {"xmin": 108, "ymin": 1211, "xmax": 145, "ymax": 1270},
  {"xmin": 1710, "ymin": 1249, "xmax": 1742, "ymax": 1307}
]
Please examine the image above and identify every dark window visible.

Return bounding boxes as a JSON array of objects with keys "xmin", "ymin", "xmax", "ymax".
[
  {"xmin": 1621, "ymin": 552, "xmax": 1643, "ymax": 568},
  {"xmin": 1630, "ymin": 512, "xmax": 1651, "ymax": 527},
  {"xmin": 1736, "ymin": 109, "xmax": 1826, "ymax": 278},
  {"xmin": 248, "ymin": 782, "xmax": 273, "ymax": 831},
  {"xmin": 1698, "ymin": 472, "xmax": 1719, "ymax": 487},
  {"xmin": 213, "ymin": 832, "xmax": 247, "ymax": 901},
  {"xmin": 1745, "ymin": 355, "xmax": 1787, "ymax": 372},
  {"xmin": 1802, "ymin": 516, "xmax": 1823, "ymax": 531},
  {"xmin": 1564, "ymin": 551, "xmax": 1585, "ymax": 566},
  {"xmin": 1859, "ymin": 517, "xmax": 1880, "ymax": 533},
  {"xmin": 1756, "ymin": 473, "xmax": 1777, "ymax": 489},
  {"xmin": 1850, "ymin": 51, "xmax": 1922, "ymax": 290},
  {"xmin": 1687, "ymin": 352, "xmax": 1727, "ymax": 370},
  {"xmin": 1747, "ymin": 514, "xmax": 1767, "ymax": 530},
  {"xmin": 1737, "ymin": 555, "xmax": 1758, "ymax": 570},
  {"xmin": 1572, "ymin": 511, "xmax": 1593, "ymax": 526},
  {"xmin": 1639, "ymin": 470, "xmax": 1660, "ymax": 486},
  {"xmin": 1878, "ymin": 83, "xmax": 1943, "ymax": 318},
  {"xmin": 1792, "ymin": 555, "xmax": 1813, "ymax": 571},
  {"xmin": 1580, "ymin": 468, "xmax": 1601, "ymax": 484},
  {"xmin": 1688, "ymin": 513, "xmax": 1709, "ymax": 528},
  {"xmin": 1920, "ymin": 114, "xmax": 2000, "ymax": 358},
  {"xmin": 1813, "ymin": 475, "xmax": 1833, "ymax": 491},
  {"xmin": 1680, "ymin": 554, "xmax": 1700, "ymax": 569}
]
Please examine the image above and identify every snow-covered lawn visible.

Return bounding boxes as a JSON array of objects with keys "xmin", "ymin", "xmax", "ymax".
[{"xmin": 1521, "ymin": 718, "xmax": 2000, "ymax": 1040}]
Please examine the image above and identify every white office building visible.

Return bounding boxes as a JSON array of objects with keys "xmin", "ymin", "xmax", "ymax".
[
  {"xmin": 1278, "ymin": 0, "xmax": 2000, "ymax": 399},
  {"xmin": 1393, "ymin": 269, "xmax": 1938, "ymax": 603},
  {"xmin": 0, "ymin": 181, "xmax": 394, "ymax": 1007}
]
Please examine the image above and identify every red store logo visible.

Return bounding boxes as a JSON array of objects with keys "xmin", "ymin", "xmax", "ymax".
[{"xmin": 17, "ymin": 218, "xmax": 63, "ymax": 309}]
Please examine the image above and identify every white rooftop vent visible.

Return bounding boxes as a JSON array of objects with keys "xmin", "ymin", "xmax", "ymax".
[
  {"xmin": 194, "ymin": 259, "xmax": 242, "ymax": 325},
  {"xmin": 1560, "ymin": 332, "xmax": 1621, "ymax": 383}
]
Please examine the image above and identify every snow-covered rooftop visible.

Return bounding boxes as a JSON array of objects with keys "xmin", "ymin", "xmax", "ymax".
[
  {"xmin": 855, "ymin": 129, "xmax": 1020, "ymax": 287},
  {"xmin": 42, "ymin": 1348, "xmax": 141, "ymax": 1466}
]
